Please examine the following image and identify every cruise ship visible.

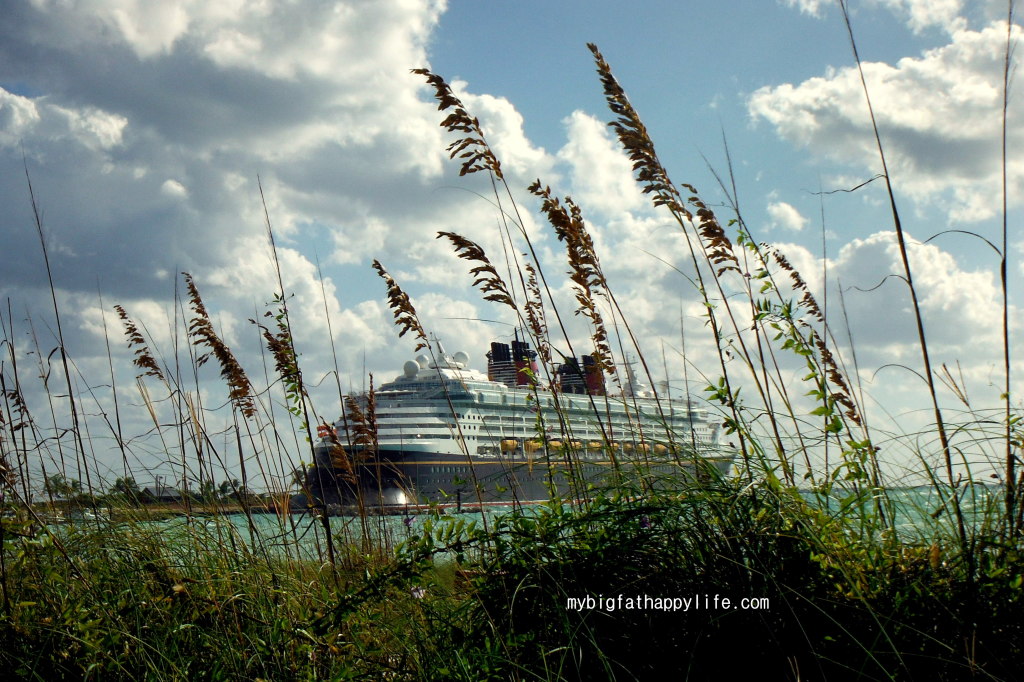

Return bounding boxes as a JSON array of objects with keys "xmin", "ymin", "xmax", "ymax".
[{"xmin": 295, "ymin": 337, "xmax": 731, "ymax": 510}]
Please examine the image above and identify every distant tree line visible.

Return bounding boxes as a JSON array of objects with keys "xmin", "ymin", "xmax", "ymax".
[{"xmin": 38, "ymin": 474, "xmax": 257, "ymax": 506}]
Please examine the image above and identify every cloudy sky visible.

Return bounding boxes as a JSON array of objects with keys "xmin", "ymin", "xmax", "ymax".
[{"xmin": 1, "ymin": 0, "xmax": 1020, "ymax": 487}]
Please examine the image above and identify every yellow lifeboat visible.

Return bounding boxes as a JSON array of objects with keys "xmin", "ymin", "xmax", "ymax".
[
  {"xmin": 549, "ymin": 440, "xmax": 563, "ymax": 449},
  {"xmin": 500, "ymin": 439, "xmax": 519, "ymax": 452},
  {"xmin": 654, "ymin": 444, "xmax": 668, "ymax": 455},
  {"xmin": 525, "ymin": 440, "xmax": 543, "ymax": 453},
  {"xmin": 637, "ymin": 443, "xmax": 651, "ymax": 453},
  {"xmin": 588, "ymin": 441, "xmax": 602, "ymax": 450}
]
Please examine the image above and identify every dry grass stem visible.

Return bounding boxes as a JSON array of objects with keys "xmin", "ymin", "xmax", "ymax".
[
  {"xmin": 437, "ymin": 231, "xmax": 517, "ymax": 310},
  {"xmin": 528, "ymin": 181, "xmax": 615, "ymax": 374},
  {"xmin": 114, "ymin": 305, "xmax": 165, "ymax": 381},
  {"xmin": 183, "ymin": 272, "xmax": 256, "ymax": 419},
  {"xmin": 412, "ymin": 68, "xmax": 503, "ymax": 180},
  {"xmin": 371, "ymin": 260, "xmax": 429, "ymax": 352}
]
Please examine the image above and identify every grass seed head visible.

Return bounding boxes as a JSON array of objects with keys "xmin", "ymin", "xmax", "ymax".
[
  {"xmin": 114, "ymin": 304, "xmax": 165, "ymax": 381},
  {"xmin": 412, "ymin": 68, "xmax": 503, "ymax": 180},
  {"xmin": 437, "ymin": 231, "xmax": 516, "ymax": 310},
  {"xmin": 372, "ymin": 260, "xmax": 428, "ymax": 352},
  {"xmin": 182, "ymin": 272, "xmax": 256, "ymax": 419}
]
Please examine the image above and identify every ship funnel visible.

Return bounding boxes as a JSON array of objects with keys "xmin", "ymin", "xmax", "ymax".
[
  {"xmin": 512, "ymin": 338, "xmax": 538, "ymax": 386},
  {"xmin": 584, "ymin": 355, "xmax": 606, "ymax": 396},
  {"xmin": 487, "ymin": 336, "xmax": 537, "ymax": 387},
  {"xmin": 557, "ymin": 353, "xmax": 606, "ymax": 395}
]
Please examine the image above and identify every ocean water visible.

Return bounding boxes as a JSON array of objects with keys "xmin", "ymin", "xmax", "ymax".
[
  {"xmin": 121, "ymin": 503, "xmax": 525, "ymax": 562},
  {"xmin": 71, "ymin": 485, "xmax": 1001, "ymax": 564},
  {"xmin": 818, "ymin": 485, "xmax": 1003, "ymax": 539}
]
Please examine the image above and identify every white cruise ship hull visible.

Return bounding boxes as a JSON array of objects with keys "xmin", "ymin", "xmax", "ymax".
[{"xmin": 293, "ymin": 339, "xmax": 732, "ymax": 512}]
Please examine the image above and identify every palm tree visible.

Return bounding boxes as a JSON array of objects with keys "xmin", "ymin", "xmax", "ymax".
[
  {"xmin": 109, "ymin": 477, "xmax": 141, "ymax": 506},
  {"xmin": 44, "ymin": 474, "xmax": 82, "ymax": 500}
]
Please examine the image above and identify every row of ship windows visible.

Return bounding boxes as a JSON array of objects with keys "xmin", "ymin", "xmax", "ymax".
[
  {"xmin": 376, "ymin": 412, "xmax": 709, "ymax": 429},
  {"xmin": 379, "ymin": 408, "xmax": 709, "ymax": 421},
  {"xmin": 376, "ymin": 425, "xmax": 712, "ymax": 437},
  {"xmin": 372, "ymin": 421, "xmax": 716, "ymax": 432},
  {"xmin": 376, "ymin": 419, "xmax": 705, "ymax": 430},
  {"xmin": 376, "ymin": 425, "xmax": 710, "ymax": 433},
  {"xmin": 369, "ymin": 419, "xmax": 715, "ymax": 435}
]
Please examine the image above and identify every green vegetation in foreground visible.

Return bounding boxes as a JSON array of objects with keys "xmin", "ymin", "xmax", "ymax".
[
  {"xmin": 0, "ymin": 510, "xmax": 366, "ymax": 680},
  {"xmin": 2, "ymin": 480, "xmax": 1022, "ymax": 680}
]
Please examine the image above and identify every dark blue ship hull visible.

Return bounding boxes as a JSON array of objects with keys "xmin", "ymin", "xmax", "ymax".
[{"xmin": 293, "ymin": 448, "xmax": 733, "ymax": 513}]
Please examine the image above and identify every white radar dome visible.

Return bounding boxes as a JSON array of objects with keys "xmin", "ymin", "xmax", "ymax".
[
  {"xmin": 403, "ymin": 360, "xmax": 419, "ymax": 378},
  {"xmin": 453, "ymin": 351, "xmax": 469, "ymax": 366},
  {"xmin": 415, "ymin": 354, "xmax": 429, "ymax": 368}
]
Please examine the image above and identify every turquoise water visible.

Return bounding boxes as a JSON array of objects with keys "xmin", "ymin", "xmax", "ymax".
[
  {"xmin": 119, "ymin": 504, "xmax": 526, "ymax": 563},
  {"xmin": 47, "ymin": 486, "xmax": 1002, "ymax": 564},
  {"xmin": 803, "ymin": 484, "xmax": 1004, "ymax": 539}
]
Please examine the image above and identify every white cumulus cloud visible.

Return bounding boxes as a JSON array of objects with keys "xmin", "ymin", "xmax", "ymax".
[
  {"xmin": 767, "ymin": 200, "xmax": 809, "ymax": 231},
  {"xmin": 749, "ymin": 20, "xmax": 1022, "ymax": 223}
]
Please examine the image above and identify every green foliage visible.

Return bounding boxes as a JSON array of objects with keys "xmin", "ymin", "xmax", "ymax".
[
  {"xmin": 42, "ymin": 474, "xmax": 88, "ymax": 507},
  {"xmin": 192, "ymin": 479, "xmax": 246, "ymax": 504},
  {"xmin": 106, "ymin": 476, "xmax": 143, "ymax": 507},
  {"xmin": 43, "ymin": 474, "xmax": 81, "ymax": 499},
  {"xmin": 349, "ymin": 486, "xmax": 1024, "ymax": 681},
  {"xmin": 0, "ymin": 518, "xmax": 380, "ymax": 680}
]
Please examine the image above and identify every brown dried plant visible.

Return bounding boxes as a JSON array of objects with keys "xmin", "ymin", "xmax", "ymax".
[
  {"xmin": 586, "ymin": 41, "xmax": 755, "ymax": 429},
  {"xmin": 522, "ymin": 259, "xmax": 551, "ymax": 365},
  {"xmin": 0, "ymin": 379, "xmax": 28, "ymax": 490},
  {"xmin": 813, "ymin": 332, "xmax": 862, "ymax": 427},
  {"xmin": 528, "ymin": 181, "xmax": 614, "ymax": 374},
  {"xmin": 684, "ymin": 186, "xmax": 742, "ymax": 277},
  {"xmin": 412, "ymin": 68, "xmax": 503, "ymax": 180},
  {"xmin": 0, "ymin": 453, "xmax": 12, "ymax": 492},
  {"xmin": 0, "ymin": 453, "xmax": 13, "ymax": 490},
  {"xmin": 772, "ymin": 250, "xmax": 824, "ymax": 324},
  {"xmin": 588, "ymin": 43, "xmax": 741, "ymax": 277},
  {"xmin": 437, "ymin": 231, "xmax": 516, "ymax": 309},
  {"xmin": 344, "ymin": 377, "xmax": 378, "ymax": 453},
  {"xmin": 587, "ymin": 43, "xmax": 748, "ymax": 448},
  {"xmin": 0, "ymin": 411, "xmax": 16, "ymax": 491},
  {"xmin": 258, "ymin": 320, "xmax": 299, "ymax": 387},
  {"xmin": 372, "ymin": 260, "xmax": 429, "ymax": 352},
  {"xmin": 587, "ymin": 45, "xmax": 686, "ymax": 217},
  {"xmin": 2, "ymin": 385, "xmax": 29, "ymax": 436},
  {"xmin": 770, "ymin": 250, "xmax": 861, "ymax": 427},
  {"xmin": 114, "ymin": 304, "xmax": 165, "ymax": 381},
  {"xmin": 326, "ymin": 443, "xmax": 356, "ymax": 483},
  {"xmin": 317, "ymin": 421, "xmax": 356, "ymax": 484},
  {"xmin": 251, "ymin": 304, "xmax": 307, "ymax": 411},
  {"xmin": 182, "ymin": 272, "xmax": 256, "ymax": 419}
]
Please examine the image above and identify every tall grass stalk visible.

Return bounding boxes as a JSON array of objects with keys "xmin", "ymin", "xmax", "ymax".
[
  {"xmin": 256, "ymin": 178, "xmax": 340, "ymax": 568},
  {"xmin": 24, "ymin": 163, "xmax": 97, "ymax": 509},
  {"xmin": 1000, "ymin": 0, "xmax": 1018, "ymax": 540},
  {"xmin": 838, "ymin": 0, "xmax": 970, "ymax": 560}
]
